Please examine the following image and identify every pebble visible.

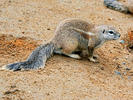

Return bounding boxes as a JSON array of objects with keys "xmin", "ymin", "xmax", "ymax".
[
  {"xmin": 128, "ymin": 76, "xmax": 131, "ymax": 80},
  {"xmin": 47, "ymin": 28, "xmax": 50, "ymax": 30},
  {"xmin": 100, "ymin": 67, "xmax": 104, "ymax": 70},
  {"xmin": 122, "ymin": 62, "xmax": 126, "ymax": 65},
  {"xmin": 114, "ymin": 70, "xmax": 121, "ymax": 75},
  {"xmin": 114, "ymin": 70, "xmax": 123, "ymax": 78},
  {"xmin": 125, "ymin": 67, "xmax": 131, "ymax": 71},
  {"xmin": 119, "ymin": 40, "xmax": 125, "ymax": 44},
  {"xmin": 123, "ymin": 72, "xmax": 127, "ymax": 75}
]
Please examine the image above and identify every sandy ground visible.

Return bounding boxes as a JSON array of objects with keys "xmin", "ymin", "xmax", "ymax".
[{"xmin": 0, "ymin": 0, "xmax": 133, "ymax": 100}]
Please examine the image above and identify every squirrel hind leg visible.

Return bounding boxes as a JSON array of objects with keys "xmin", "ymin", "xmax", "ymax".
[{"xmin": 54, "ymin": 49, "xmax": 81, "ymax": 59}]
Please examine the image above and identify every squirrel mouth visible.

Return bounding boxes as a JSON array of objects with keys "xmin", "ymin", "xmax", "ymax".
[
  {"xmin": 113, "ymin": 36, "xmax": 120, "ymax": 40},
  {"xmin": 113, "ymin": 34, "xmax": 120, "ymax": 40}
]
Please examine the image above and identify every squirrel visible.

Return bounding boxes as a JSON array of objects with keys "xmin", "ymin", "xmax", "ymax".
[
  {"xmin": 1, "ymin": 18, "xmax": 120, "ymax": 71},
  {"xmin": 104, "ymin": 0, "xmax": 133, "ymax": 14}
]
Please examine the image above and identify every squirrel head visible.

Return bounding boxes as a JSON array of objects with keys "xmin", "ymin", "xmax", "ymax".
[{"xmin": 95, "ymin": 25, "xmax": 121, "ymax": 41}]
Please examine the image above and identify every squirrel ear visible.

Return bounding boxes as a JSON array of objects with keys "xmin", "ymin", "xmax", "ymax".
[{"xmin": 103, "ymin": 29, "xmax": 105, "ymax": 34}]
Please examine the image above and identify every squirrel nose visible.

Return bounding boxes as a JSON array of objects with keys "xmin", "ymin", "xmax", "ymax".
[{"xmin": 118, "ymin": 34, "xmax": 121, "ymax": 37}]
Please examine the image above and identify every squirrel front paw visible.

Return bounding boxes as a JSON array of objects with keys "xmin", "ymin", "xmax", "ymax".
[{"xmin": 88, "ymin": 57, "xmax": 99, "ymax": 63}]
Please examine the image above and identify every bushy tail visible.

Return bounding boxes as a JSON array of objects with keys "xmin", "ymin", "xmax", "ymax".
[
  {"xmin": 1, "ymin": 42, "xmax": 55, "ymax": 71},
  {"xmin": 104, "ymin": 0, "xmax": 130, "ymax": 14}
]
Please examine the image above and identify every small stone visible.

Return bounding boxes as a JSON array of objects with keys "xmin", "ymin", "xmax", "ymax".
[
  {"xmin": 22, "ymin": 32, "xmax": 25, "ymax": 34},
  {"xmin": 76, "ymin": 9, "xmax": 80, "ymax": 11},
  {"xmin": 18, "ymin": 20, "xmax": 22, "ymax": 22},
  {"xmin": 119, "ymin": 40, "xmax": 125, "ymax": 44},
  {"xmin": 122, "ymin": 62, "xmax": 126, "ymax": 65},
  {"xmin": 47, "ymin": 28, "xmax": 50, "ymax": 30},
  {"xmin": 128, "ymin": 76, "xmax": 131, "ymax": 80},
  {"xmin": 28, "ymin": 91, "xmax": 31, "ymax": 93},
  {"xmin": 10, "ymin": 85, "xmax": 16, "ymax": 88},
  {"xmin": 100, "ymin": 67, "xmax": 104, "ymax": 70},
  {"xmin": 46, "ymin": 93, "xmax": 50, "ymax": 96},
  {"xmin": 116, "ymin": 65, "xmax": 121, "ymax": 69},
  {"xmin": 114, "ymin": 70, "xmax": 121, "ymax": 75},
  {"xmin": 9, "ymin": 0, "xmax": 11, "ymax": 3},
  {"xmin": 125, "ymin": 56, "xmax": 128, "ymax": 59},
  {"xmin": 123, "ymin": 72, "xmax": 127, "ymax": 75},
  {"xmin": 125, "ymin": 67, "xmax": 131, "ymax": 71},
  {"xmin": 108, "ymin": 18, "xmax": 113, "ymax": 20},
  {"xmin": 4, "ymin": 91, "xmax": 12, "ymax": 95}
]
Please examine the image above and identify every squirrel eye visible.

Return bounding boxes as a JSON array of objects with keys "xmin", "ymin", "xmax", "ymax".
[{"xmin": 109, "ymin": 30, "xmax": 114, "ymax": 34}]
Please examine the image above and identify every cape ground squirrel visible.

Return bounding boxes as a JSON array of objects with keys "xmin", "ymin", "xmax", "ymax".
[
  {"xmin": 1, "ymin": 18, "xmax": 120, "ymax": 71},
  {"xmin": 104, "ymin": 0, "xmax": 133, "ymax": 14}
]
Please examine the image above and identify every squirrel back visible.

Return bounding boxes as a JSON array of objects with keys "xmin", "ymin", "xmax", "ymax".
[{"xmin": 52, "ymin": 19, "xmax": 95, "ymax": 50}]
